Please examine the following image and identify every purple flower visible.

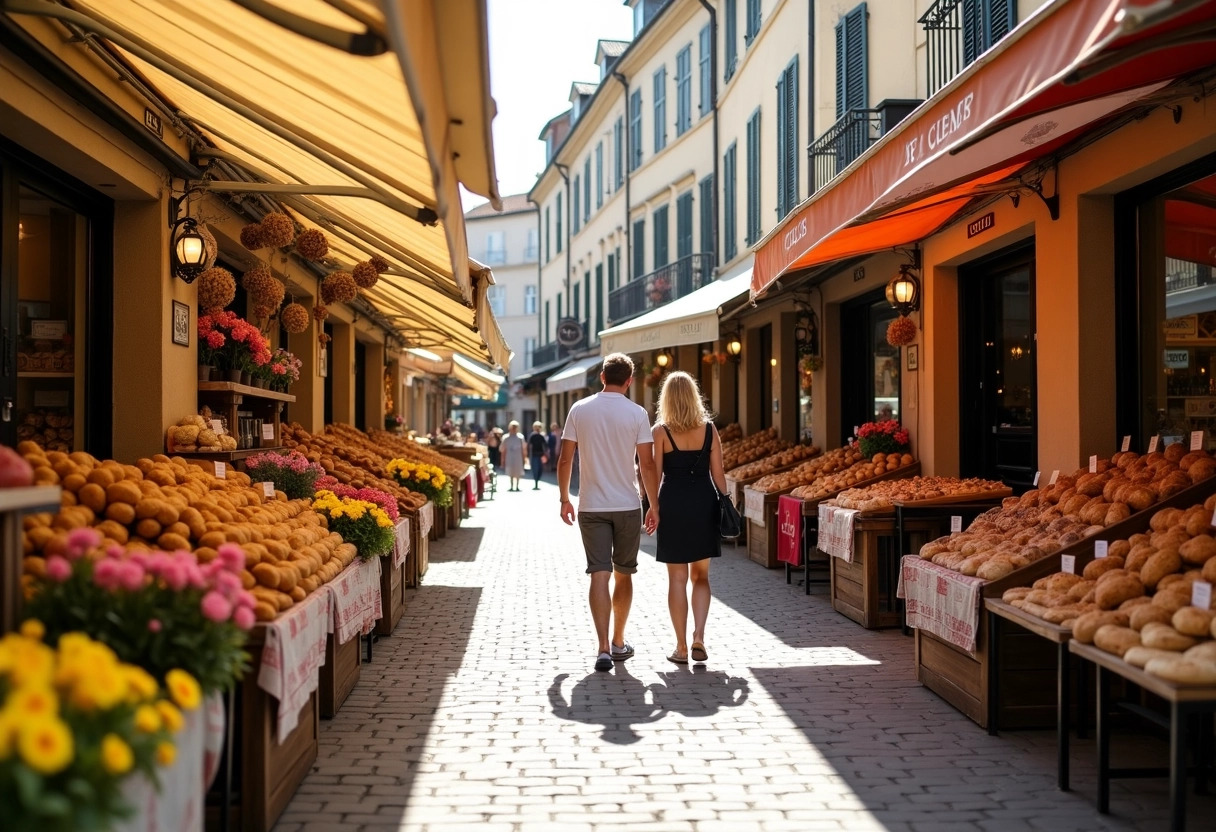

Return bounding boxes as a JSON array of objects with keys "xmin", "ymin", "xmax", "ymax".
[
  {"xmin": 117, "ymin": 560, "xmax": 146, "ymax": 592},
  {"xmin": 216, "ymin": 544, "xmax": 245, "ymax": 573}
]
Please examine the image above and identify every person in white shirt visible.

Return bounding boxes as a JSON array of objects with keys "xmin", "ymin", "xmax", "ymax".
[{"xmin": 558, "ymin": 353, "xmax": 660, "ymax": 672}]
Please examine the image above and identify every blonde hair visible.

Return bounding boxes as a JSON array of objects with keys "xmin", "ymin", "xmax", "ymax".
[
  {"xmin": 656, "ymin": 371, "xmax": 713, "ymax": 433},
  {"xmin": 532, "ymin": 421, "xmax": 543, "ymax": 430}
]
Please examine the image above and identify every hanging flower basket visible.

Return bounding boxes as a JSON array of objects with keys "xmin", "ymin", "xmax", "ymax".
[{"xmin": 886, "ymin": 315, "xmax": 917, "ymax": 347}]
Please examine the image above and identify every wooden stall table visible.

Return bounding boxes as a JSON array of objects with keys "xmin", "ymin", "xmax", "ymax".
[
  {"xmin": 1070, "ymin": 641, "xmax": 1216, "ymax": 832},
  {"xmin": 415, "ymin": 502, "xmax": 434, "ymax": 583},
  {"xmin": 0, "ymin": 485, "xmax": 62, "ymax": 632},
  {"xmin": 375, "ymin": 517, "xmax": 410, "ymax": 637},
  {"xmin": 319, "ymin": 555, "xmax": 382, "ymax": 718}
]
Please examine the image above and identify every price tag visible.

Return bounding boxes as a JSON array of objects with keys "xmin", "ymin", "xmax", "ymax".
[
  {"xmin": 1048, "ymin": 470, "xmax": 1059, "ymax": 485},
  {"xmin": 1094, "ymin": 540, "xmax": 1108, "ymax": 559},
  {"xmin": 1193, "ymin": 581, "xmax": 1212, "ymax": 610},
  {"xmin": 1061, "ymin": 555, "xmax": 1076, "ymax": 575},
  {"xmin": 950, "ymin": 515, "xmax": 962, "ymax": 533},
  {"xmin": 262, "ymin": 423, "xmax": 274, "ymax": 441},
  {"xmin": 1121, "ymin": 435, "xmax": 1131, "ymax": 453},
  {"xmin": 1089, "ymin": 455, "xmax": 1098, "ymax": 473},
  {"xmin": 213, "ymin": 461, "xmax": 226, "ymax": 479},
  {"xmin": 261, "ymin": 482, "xmax": 274, "ymax": 499},
  {"xmin": 1149, "ymin": 435, "xmax": 1160, "ymax": 454},
  {"xmin": 853, "ymin": 425, "xmax": 859, "ymax": 437},
  {"xmin": 1033, "ymin": 471, "xmax": 1041, "ymax": 486},
  {"xmin": 1192, "ymin": 430, "xmax": 1205, "ymax": 451},
  {"xmin": 210, "ymin": 419, "xmax": 223, "ymax": 435}
]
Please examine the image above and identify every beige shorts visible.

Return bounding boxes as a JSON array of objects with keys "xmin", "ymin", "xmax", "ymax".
[{"xmin": 577, "ymin": 509, "xmax": 642, "ymax": 574}]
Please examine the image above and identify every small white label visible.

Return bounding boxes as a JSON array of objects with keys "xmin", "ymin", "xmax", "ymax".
[
  {"xmin": 210, "ymin": 419, "xmax": 222, "ymax": 435},
  {"xmin": 1211, "ymin": 506, "xmax": 1216, "ymax": 527},
  {"xmin": 1192, "ymin": 430, "xmax": 1205, "ymax": 451},
  {"xmin": 1049, "ymin": 470, "xmax": 1060, "ymax": 485},
  {"xmin": 1192, "ymin": 581, "xmax": 1212, "ymax": 610},
  {"xmin": 213, "ymin": 461, "xmax": 226, "ymax": 479},
  {"xmin": 1095, "ymin": 540, "xmax": 1108, "ymax": 559},
  {"xmin": 950, "ymin": 515, "xmax": 962, "ymax": 533},
  {"xmin": 1061, "ymin": 555, "xmax": 1076, "ymax": 575},
  {"xmin": 1089, "ymin": 455, "xmax": 1098, "ymax": 473},
  {"xmin": 1033, "ymin": 471, "xmax": 1041, "ymax": 486},
  {"xmin": 1149, "ymin": 435, "xmax": 1160, "ymax": 453},
  {"xmin": 1121, "ymin": 436, "xmax": 1131, "ymax": 452},
  {"xmin": 262, "ymin": 423, "xmax": 274, "ymax": 441},
  {"xmin": 853, "ymin": 425, "xmax": 859, "ymax": 437},
  {"xmin": 261, "ymin": 481, "xmax": 274, "ymax": 499}
]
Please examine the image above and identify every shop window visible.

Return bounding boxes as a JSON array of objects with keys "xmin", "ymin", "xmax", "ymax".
[{"xmin": 841, "ymin": 292, "xmax": 900, "ymax": 445}]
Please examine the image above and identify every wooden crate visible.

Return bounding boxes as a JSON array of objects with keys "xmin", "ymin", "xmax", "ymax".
[
  {"xmin": 405, "ymin": 515, "xmax": 429, "ymax": 587},
  {"xmin": 746, "ymin": 517, "xmax": 780, "ymax": 568},
  {"xmin": 448, "ymin": 493, "xmax": 461, "ymax": 530},
  {"xmin": 829, "ymin": 515, "xmax": 942, "ymax": 629},
  {"xmin": 318, "ymin": 630, "xmax": 361, "ymax": 718},
  {"xmin": 375, "ymin": 554, "xmax": 406, "ymax": 635},
  {"xmin": 431, "ymin": 503, "xmax": 447, "ymax": 540}
]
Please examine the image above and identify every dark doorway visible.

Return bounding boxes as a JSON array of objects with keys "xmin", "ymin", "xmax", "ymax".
[
  {"xmin": 960, "ymin": 243, "xmax": 1037, "ymax": 490},
  {"xmin": 757, "ymin": 324, "xmax": 772, "ymax": 429},
  {"xmin": 323, "ymin": 323, "xmax": 334, "ymax": 427},
  {"xmin": 841, "ymin": 290, "xmax": 901, "ymax": 445},
  {"xmin": 354, "ymin": 340, "xmax": 366, "ymax": 431}
]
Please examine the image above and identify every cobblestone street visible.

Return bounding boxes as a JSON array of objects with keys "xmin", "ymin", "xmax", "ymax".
[{"xmin": 276, "ymin": 481, "xmax": 1215, "ymax": 832}]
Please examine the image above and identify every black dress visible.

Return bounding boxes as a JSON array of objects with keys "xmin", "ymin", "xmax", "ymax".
[{"xmin": 656, "ymin": 424, "xmax": 721, "ymax": 563}]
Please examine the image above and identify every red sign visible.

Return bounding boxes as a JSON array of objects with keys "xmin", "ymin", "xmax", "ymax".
[{"xmin": 776, "ymin": 496, "xmax": 802, "ymax": 565}]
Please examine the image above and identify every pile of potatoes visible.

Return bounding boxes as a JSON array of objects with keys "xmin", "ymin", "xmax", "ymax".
[
  {"xmin": 832, "ymin": 475, "xmax": 1006, "ymax": 513},
  {"xmin": 788, "ymin": 451, "xmax": 915, "ymax": 502},
  {"xmin": 18, "ymin": 442, "xmax": 357, "ymax": 622},
  {"xmin": 1003, "ymin": 498, "xmax": 1216, "ymax": 684},
  {"xmin": 282, "ymin": 424, "xmax": 428, "ymax": 512},
  {"xmin": 726, "ymin": 444, "xmax": 821, "ymax": 480},
  {"xmin": 722, "ymin": 428, "xmax": 790, "ymax": 471},
  {"xmin": 362, "ymin": 426, "xmax": 475, "ymax": 481}
]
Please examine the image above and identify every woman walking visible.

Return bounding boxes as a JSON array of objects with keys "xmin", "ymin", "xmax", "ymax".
[
  {"xmin": 652, "ymin": 371, "xmax": 726, "ymax": 664},
  {"xmin": 485, "ymin": 426, "xmax": 502, "ymax": 468},
  {"xmin": 527, "ymin": 421, "xmax": 548, "ymax": 490},
  {"xmin": 501, "ymin": 421, "xmax": 526, "ymax": 492}
]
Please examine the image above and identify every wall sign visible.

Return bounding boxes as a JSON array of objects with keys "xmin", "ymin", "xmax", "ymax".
[
  {"xmin": 1164, "ymin": 316, "xmax": 1198, "ymax": 340},
  {"xmin": 556, "ymin": 318, "xmax": 584, "ymax": 347},
  {"xmin": 966, "ymin": 212, "xmax": 995, "ymax": 238},
  {"xmin": 1164, "ymin": 348, "xmax": 1190, "ymax": 369}
]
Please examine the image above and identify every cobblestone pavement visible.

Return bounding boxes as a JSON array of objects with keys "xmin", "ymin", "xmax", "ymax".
[{"xmin": 276, "ymin": 479, "xmax": 1215, "ymax": 832}]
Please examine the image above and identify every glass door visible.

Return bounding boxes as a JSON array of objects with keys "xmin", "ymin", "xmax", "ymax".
[{"xmin": 841, "ymin": 291, "xmax": 901, "ymax": 444}]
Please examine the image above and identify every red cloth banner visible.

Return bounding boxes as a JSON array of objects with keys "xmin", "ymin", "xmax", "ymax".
[{"xmin": 776, "ymin": 495, "xmax": 803, "ymax": 565}]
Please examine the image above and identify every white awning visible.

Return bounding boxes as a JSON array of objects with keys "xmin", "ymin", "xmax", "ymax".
[
  {"xmin": 598, "ymin": 272, "xmax": 752, "ymax": 356},
  {"xmin": 546, "ymin": 356, "xmax": 602, "ymax": 396},
  {"xmin": 451, "ymin": 353, "xmax": 505, "ymax": 398}
]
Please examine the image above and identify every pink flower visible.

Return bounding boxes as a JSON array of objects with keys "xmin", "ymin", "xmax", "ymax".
[
  {"xmin": 185, "ymin": 561, "xmax": 208, "ymax": 590},
  {"xmin": 201, "ymin": 591, "xmax": 233, "ymax": 623},
  {"xmin": 234, "ymin": 590, "xmax": 256, "ymax": 609},
  {"xmin": 214, "ymin": 570, "xmax": 242, "ymax": 596},
  {"xmin": 118, "ymin": 560, "xmax": 146, "ymax": 592},
  {"xmin": 233, "ymin": 605, "xmax": 256, "ymax": 630},
  {"xmin": 45, "ymin": 555, "xmax": 72, "ymax": 583},
  {"xmin": 93, "ymin": 559, "xmax": 121, "ymax": 591},
  {"xmin": 65, "ymin": 528, "xmax": 100, "ymax": 560},
  {"xmin": 106, "ymin": 545, "xmax": 125, "ymax": 560},
  {"xmin": 161, "ymin": 560, "xmax": 189, "ymax": 591},
  {"xmin": 205, "ymin": 331, "xmax": 225, "ymax": 349},
  {"xmin": 147, "ymin": 618, "xmax": 163, "ymax": 633},
  {"xmin": 216, "ymin": 544, "xmax": 245, "ymax": 573}
]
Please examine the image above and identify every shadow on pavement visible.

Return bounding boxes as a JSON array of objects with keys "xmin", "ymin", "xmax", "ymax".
[
  {"xmin": 649, "ymin": 664, "xmax": 750, "ymax": 717},
  {"xmin": 427, "ymin": 526, "xmax": 484, "ymax": 563},
  {"xmin": 547, "ymin": 663, "xmax": 662, "ymax": 744}
]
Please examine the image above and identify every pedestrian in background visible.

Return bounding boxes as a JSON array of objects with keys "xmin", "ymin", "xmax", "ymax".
[
  {"xmin": 501, "ymin": 420, "xmax": 525, "ymax": 492},
  {"xmin": 528, "ymin": 421, "xmax": 548, "ymax": 490},
  {"xmin": 485, "ymin": 426, "xmax": 501, "ymax": 469},
  {"xmin": 651, "ymin": 371, "xmax": 725, "ymax": 665},
  {"xmin": 558, "ymin": 353, "xmax": 660, "ymax": 673},
  {"xmin": 547, "ymin": 422, "xmax": 560, "ymax": 471}
]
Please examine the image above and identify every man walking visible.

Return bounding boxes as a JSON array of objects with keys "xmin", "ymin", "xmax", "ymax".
[{"xmin": 558, "ymin": 353, "xmax": 660, "ymax": 672}]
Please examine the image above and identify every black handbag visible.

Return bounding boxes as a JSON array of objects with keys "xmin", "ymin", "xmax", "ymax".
[{"xmin": 684, "ymin": 424, "xmax": 743, "ymax": 538}]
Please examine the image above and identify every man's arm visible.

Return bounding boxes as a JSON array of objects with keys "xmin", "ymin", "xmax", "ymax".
[
  {"xmin": 637, "ymin": 440, "xmax": 660, "ymax": 534},
  {"xmin": 558, "ymin": 438, "xmax": 577, "ymax": 525}
]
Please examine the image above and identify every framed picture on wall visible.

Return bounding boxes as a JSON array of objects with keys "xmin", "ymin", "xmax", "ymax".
[
  {"xmin": 906, "ymin": 344, "xmax": 919, "ymax": 372},
  {"xmin": 171, "ymin": 300, "xmax": 190, "ymax": 347},
  {"xmin": 318, "ymin": 346, "xmax": 328, "ymax": 378}
]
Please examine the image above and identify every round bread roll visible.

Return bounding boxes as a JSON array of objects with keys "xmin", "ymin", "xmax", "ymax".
[
  {"xmin": 1124, "ymin": 646, "xmax": 1188, "ymax": 669},
  {"xmin": 1073, "ymin": 610, "xmax": 1130, "ymax": 644},
  {"xmin": 1129, "ymin": 604, "xmax": 1174, "ymax": 631},
  {"xmin": 1179, "ymin": 534, "xmax": 1216, "ymax": 566},
  {"xmin": 1164, "ymin": 442, "xmax": 1187, "ymax": 463},
  {"xmin": 1172, "ymin": 606, "xmax": 1215, "ymax": 637},
  {"xmin": 1083, "ymin": 557, "xmax": 1125, "ymax": 581},
  {"xmin": 1140, "ymin": 549, "xmax": 1182, "ymax": 589},
  {"xmin": 1094, "ymin": 624, "xmax": 1141, "ymax": 657},
  {"xmin": 1140, "ymin": 622, "xmax": 1198, "ymax": 652},
  {"xmin": 1094, "ymin": 574, "xmax": 1144, "ymax": 610},
  {"xmin": 1144, "ymin": 656, "xmax": 1216, "ymax": 685}
]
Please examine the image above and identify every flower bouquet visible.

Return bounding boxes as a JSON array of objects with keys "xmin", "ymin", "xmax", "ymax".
[
  {"xmin": 198, "ymin": 311, "xmax": 271, "ymax": 381},
  {"xmin": 856, "ymin": 420, "xmax": 911, "ymax": 457},
  {"xmin": 385, "ymin": 458, "xmax": 452, "ymax": 507},
  {"xmin": 22, "ymin": 529, "xmax": 255, "ymax": 696},
  {"xmin": 268, "ymin": 348, "xmax": 301, "ymax": 393},
  {"xmin": 245, "ymin": 451, "xmax": 324, "ymax": 499},
  {"xmin": 316, "ymin": 483, "xmax": 399, "ymax": 524},
  {"xmin": 0, "ymin": 624, "xmax": 191, "ymax": 832},
  {"xmin": 311, "ymin": 490, "xmax": 395, "ymax": 560}
]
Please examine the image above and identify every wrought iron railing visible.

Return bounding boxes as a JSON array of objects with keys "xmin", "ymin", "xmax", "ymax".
[
  {"xmin": 607, "ymin": 252, "xmax": 714, "ymax": 325},
  {"xmin": 920, "ymin": 0, "xmax": 967, "ymax": 98},
  {"xmin": 808, "ymin": 108, "xmax": 882, "ymax": 193}
]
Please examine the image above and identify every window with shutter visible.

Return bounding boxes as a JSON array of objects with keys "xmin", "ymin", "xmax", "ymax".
[
  {"xmin": 595, "ymin": 144, "xmax": 603, "ymax": 209},
  {"xmin": 544, "ymin": 206, "xmax": 550, "ymax": 263},
  {"xmin": 699, "ymin": 25, "xmax": 711, "ymax": 117},
  {"xmin": 745, "ymin": 0, "xmax": 761, "ymax": 45},
  {"xmin": 653, "ymin": 205, "xmax": 669, "ymax": 269},
  {"xmin": 653, "ymin": 67, "xmax": 667, "ymax": 153},
  {"xmin": 608, "ymin": 253, "xmax": 616, "ymax": 292},
  {"xmin": 584, "ymin": 271, "xmax": 591, "ymax": 323},
  {"xmin": 583, "ymin": 157, "xmax": 591, "ymax": 220},
  {"xmin": 745, "ymin": 109, "xmax": 761, "ymax": 245},
  {"xmin": 544, "ymin": 300, "xmax": 550, "ymax": 343},
  {"xmin": 677, "ymin": 192, "xmax": 694, "ymax": 260},
  {"xmin": 572, "ymin": 176, "xmax": 580, "ymax": 233},
  {"xmin": 676, "ymin": 45, "xmax": 692, "ymax": 137},
  {"xmin": 573, "ymin": 284, "xmax": 580, "ymax": 322},
  {"xmin": 556, "ymin": 193, "xmax": 563, "ymax": 252},
  {"xmin": 614, "ymin": 117, "xmax": 624, "ymax": 187},
  {"xmin": 964, "ymin": 0, "xmax": 1017, "ymax": 64},
  {"xmin": 594, "ymin": 265, "xmax": 604, "ymax": 336},
  {"xmin": 776, "ymin": 56, "xmax": 799, "ymax": 218},
  {"xmin": 632, "ymin": 218, "xmax": 645, "ymax": 278},
  {"xmin": 699, "ymin": 174, "xmax": 714, "ymax": 261},
  {"xmin": 724, "ymin": 0, "xmax": 738, "ymax": 81},
  {"xmin": 724, "ymin": 142, "xmax": 737, "ymax": 261},
  {"xmin": 629, "ymin": 90, "xmax": 643, "ymax": 171},
  {"xmin": 835, "ymin": 3, "xmax": 868, "ymax": 119}
]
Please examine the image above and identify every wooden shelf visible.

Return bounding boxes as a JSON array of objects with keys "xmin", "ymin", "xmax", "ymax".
[
  {"xmin": 173, "ymin": 446, "xmax": 286, "ymax": 462},
  {"xmin": 17, "ymin": 372, "xmax": 74, "ymax": 379},
  {"xmin": 0, "ymin": 485, "xmax": 62, "ymax": 513},
  {"xmin": 197, "ymin": 381, "xmax": 296, "ymax": 403}
]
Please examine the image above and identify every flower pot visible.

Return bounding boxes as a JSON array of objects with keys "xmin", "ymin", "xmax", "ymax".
[
  {"xmin": 241, "ymin": 371, "xmax": 252, "ymax": 386},
  {"xmin": 198, "ymin": 364, "xmax": 214, "ymax": 382},
  {"xmin": 253, "ymin": 377, "xmax": 267, "ymax": 389},
  {"xmin": 225, "ymin": 368, "xmax": 243, "ymax": 384}
]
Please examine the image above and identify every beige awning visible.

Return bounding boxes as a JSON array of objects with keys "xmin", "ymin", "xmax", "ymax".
[{"xmin": 5, "ymin": 0, "xmax": 511, "ymax": 369}]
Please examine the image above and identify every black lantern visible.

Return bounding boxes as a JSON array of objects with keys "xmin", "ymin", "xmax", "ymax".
[
  {"xmin": 793, "ymin": 308, "xmax": 819, "ymax": 356},
  {"xmin": 171, "ymin": 216, "xmax": 208, "ymax": 283},
  {"xmin": 655, "ymin": 351, "xmax": 671, "ymax": 368},
  {"xmin": 726, "ymin": 337, "xmax": 743, "ymax": 363},
  {"xmin": 885, "ymin": 264, "xmax": 920, "ymax": 316}
]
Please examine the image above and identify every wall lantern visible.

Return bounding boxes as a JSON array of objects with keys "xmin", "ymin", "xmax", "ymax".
[
  {"xmin": 171, "ymin": 216, "xmax": 208, "ymax": 283},
  {"xmin": 726, "ymin": 338, "xmax": 743, "ymax": 362},
  {"xmin": 793, "ymin": 305, "xmax": 819, "ymax": 356},
  {"xmin": 655, "ymin": 351, "xmax": 671, "ymax": 368},
  {"xmin": 885, "ymin": 264, "xmax": 921, "ymax": 316}
]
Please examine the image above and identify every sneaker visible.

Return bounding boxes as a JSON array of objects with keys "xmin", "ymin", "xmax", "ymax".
[
  {"xmin": 594, "ymin": 652, "xmax": 613, "ymax": 672},
  {"xmin": 610, "ymin": 641, "xmax": 634, "ymax": 661}
]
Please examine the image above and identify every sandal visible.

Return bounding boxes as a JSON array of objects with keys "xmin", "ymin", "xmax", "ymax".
[
  {"xmin": 667, "ymin": 651, "xmax": 688, "ymax": 664},
  {"xmin": 690, "ymin": 642, "xmax": 708, "ymax": 662},
  {"xmin": 594, "ymin": 652, "xmax": 613, "ymax": 672}
]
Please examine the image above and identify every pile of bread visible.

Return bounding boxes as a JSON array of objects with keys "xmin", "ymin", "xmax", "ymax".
[
  {"xmin": 726, "ymin": 444, "xmax": 821, "ymax": 480},
  {"xmin": 718, "ymin": 423, "xmax": 743, "ymax": 443},
  {"xmin": 17, "ymin": 409, "xmax": 74, "ymax": 452},
  {"xmin": 831, "ymin": 475, "xmax": 1006, "ymax": 513},
  {"xmin": 750, "ymin": 446, "xmax": 862, "ymax": 495},
  {"xmin": 166, "ymin": 413, "xmax": 238, "ymax": 453},
  {"xmin": 363, "ymin": 426, "xmax": 474, "ymax": 481},
  {"xmin": 1003, "ymin": 499, "xmax": 1216, "ymax": 684},
  {"xmin": 281, "ymin": 424, "xmax": 428, "ymax": 512},
  {"xmin": 788, "ymin": 451, "xmax": 915, "ymax": 502},
  {"xmin": 721, "ymin": 427, "xmax": 791, "ymax": 471},
  {"xmin": 18, "ymin": 442, "xmax": 356, "ymax": 622},
  {"xmin": 919, "ymin": 446, "xmax": 1216, "ymax": 580}
]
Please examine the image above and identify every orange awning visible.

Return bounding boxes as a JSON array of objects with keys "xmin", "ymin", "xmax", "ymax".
[{"xmin": 752, "ymin": 0, "xmax": 1216, "ymax": 297}]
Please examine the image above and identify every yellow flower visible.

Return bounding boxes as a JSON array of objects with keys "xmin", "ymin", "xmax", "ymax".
[
  {"xmin": 124, "ymin": 666, "xmax": 159, "ymax": 703},
  {"xmin": 19, "ymin": 619, "xmax": 44, "ymax": 641},
  {"xmin": 0, "ymin": 709, "xmax": 19, "ymax": 759},
  {"xmin": 2, "ymin": 636, "xmax": 55, "ymax": 688},
  {"xmin": 165, "ymin": 669, "xmax": 201, "ymax": 710},
  {"xmin": 69, "ymin": 662, "xmax": 127, "ymax": 711},
  {"xmin": 156, "ymin": 740, "xmax": 176, "ymax": 767},
  {"xmin": 7, "ymin": 685, "xmax": 58, "ymax": 719},
  {"xmin": 134, "ymin": 704, "xmax": 162, "ymax": 733},
  {"xmin": 17, "ymin": 717, "xmax": 73, "ymax": 775},
  {"xmin": 101, "ymin": 733, "xmax": 134, "ymax": 775},
  {"xmin": 156, "ymin": 700, "xmax": 184, "ymax": 733}
]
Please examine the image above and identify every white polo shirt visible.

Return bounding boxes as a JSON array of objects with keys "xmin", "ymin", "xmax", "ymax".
[{"xmin": 562, "ymin": 392, "xmax": 653, "ymax": 512}]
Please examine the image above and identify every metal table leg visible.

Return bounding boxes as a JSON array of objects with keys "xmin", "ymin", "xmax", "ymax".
[
  {"xmin": 1058, "ymin": 641, "xmax": 1071, "ymax": 791},
  {"xmin": 1097, "ymin": 664, "xmax": 1110, "ymax": 814},
  {"xmin": 221, "ymin": 684, "xmax": 235, "ymax": 832},
  {"xmin": 987, "ymin": 610, "xmax": 1000, "ymax": 736},
  {"xmin": 1170, "ymin": 704, "xmax": 1188, "ymax": 832},
  {"xmin": 1077, "ymin": 657, "xmax": 1089, "ymax": 740}
]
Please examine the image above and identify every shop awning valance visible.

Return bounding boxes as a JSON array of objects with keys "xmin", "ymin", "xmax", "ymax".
[
  {"xmin": 546, "ymin": 356, "xmax": 602, "ymax": 396},
  {"xmin": 599, "ymin": 272, "xmax": 752, "ymax": 356},
  {"xmin": 752, "ymin": 0, "xmax": 1216, "ymax": 298},
  {"xmin": 5, "ymin": 0, "xmax": 512, "ymax": 369},
  {"xmin": 450, "ymin": 353, "xmax": 505, "ymax": 400}
]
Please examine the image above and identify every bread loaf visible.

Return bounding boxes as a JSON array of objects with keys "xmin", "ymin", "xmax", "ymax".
[
  {"xmin": 1140, "ymin": 622, "xmax": 1198, "ymax": 652},
  {"xmin": 1093, "ymin": 624, "xmax": 1141, "ymax": 657}
]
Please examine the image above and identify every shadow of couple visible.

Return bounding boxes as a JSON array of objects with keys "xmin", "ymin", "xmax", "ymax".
[{"xmin": 547, "ymin": 663, "xmax": 750, "ymax": 744}]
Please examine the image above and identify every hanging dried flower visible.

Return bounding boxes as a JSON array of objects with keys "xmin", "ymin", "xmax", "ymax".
[
  {"xmin": 259, "ymin": 212, "xmax": 295, "ymax": 249},
  {"xmin": 252, "ymin": 303, "xmax": 276, "ymax": 320},
  {"xmin": 352, "ymin": 261, "xmax": 379, "ymax": 289},
  {"xmin": 280, "ymin": 302, "xmax": 310, "ymax": 334},
  {"xmin": 369, "ymin": 254, "xmax": 390, "ymax": 274},
  {"xmin": 197, "ymin": 222, "xmax": 219, "ymax": 269},
  {"xmin": 241, "ymin": 264, "xmax": 286, "ymax": 311},
  {"xmin": 197, "ymin": 266, "xmax": 236, "ymax": 313},
  {"xmin": 318, "ymin": 332, "xmax": 332, "ymax": 345},
  {"xmin": 886, "ymin": 315, "xmax": 917, "ymax": 347},
  {"xmin": 239, "ymin": 223, "xmax": 265, "ymax": 251},
  {"xmin": 313, "ymin": 303, "xmax": 330, "ymax": 323},
  {"xmin": 320, "ymin": 271, "xmax": 358, "ymax": 305},
  {"xmin": 294, "ymin": 228, "xmax": 329, "ymax": 260}
]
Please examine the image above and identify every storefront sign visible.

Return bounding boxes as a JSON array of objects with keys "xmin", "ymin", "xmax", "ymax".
[
  {"xmin": 1164, "ymin": 348, "xmax": 1190, "ymax": 369},
  {"xmin": 1185, "ymin": 399, "xmax": 1216, "ymax": 419},
  {"xmin": 556, "ymin": 318, "xmax": 584, "ymax": 347},
  {"xmin": 1164, "ymin": 316, "xmax": 1198, "ymax": 340},
  {"xmin": 1095, "ymin": 540, "xmax": 1108, "ymax": 559},
  {"xmin": 966, "ymin": 212, "xmax": 995, "ymax": 238},
  {"xmin": 143, "ymin": 108, "xmax": 163, "ymax": 138},
  {"xmin": 853, "ymin": 267, "xmax": 866, "ymax": 282}
]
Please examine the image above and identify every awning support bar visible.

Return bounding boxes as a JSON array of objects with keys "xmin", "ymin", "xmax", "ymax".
[
  {"xmin": 194, "ymin": 180, "xmax": 437, "ymax": 225},
  {"xmin": 228, "ymin": 0, "xmax": 387, "ymax": 56}
]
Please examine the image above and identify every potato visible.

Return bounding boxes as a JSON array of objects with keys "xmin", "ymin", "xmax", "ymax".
[
  {"xmin": 1144, "ymin": 656, "xmax": 1216, "ymax": 684},
  {"xmin": 1094, "ymin": 624, "xmax": 1141, "ymax": 657},
  {"xmin": 1140, "ymin": 622, "xmax": 1198, "ymax": 652},
  {"xmin": 1140, "ymin": 549, "xmax": 1183, "ymax": 589},
  {"xmin": 1172, "ymin": 606, "xmax": 1215, "ymax": 636}
]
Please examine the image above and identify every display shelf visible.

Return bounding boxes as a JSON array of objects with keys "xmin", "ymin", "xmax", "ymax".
[
  {"xmin": 174, "ymin": 446, "xmax": 286, "ymax": 462},
  {"xmin": 193, "ymin": 383, "xmax": 295, "ymax": 459},
  {"xmin": 17, "ymin": 371, "xmax": 74, "ymax": 379},
  {"xmin": 1, "ymin": 485, "xmax": 63, "ymax": 633},
  {"xmin": 0, "ymin": 485, "xmax": 62, "ymax": 513},
  {"xmin": 197, "ymin": 381, "xmax": 296, "ymax": 403}
]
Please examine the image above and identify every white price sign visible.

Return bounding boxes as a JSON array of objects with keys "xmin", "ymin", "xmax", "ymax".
[
  {"xmin": 1033, "ymin": 471, "xmax": 1041, "ymax": 486},
  {"xmin": 1149, "ymin": 436, "xmax": 1160, "ymax": 454},
  {"xmin": 950, "ymin": 515, "xmax": 962, "ymax": 534},
  {"xmin": 1061, "ymin": 555, "xmax": 1076, "ymax": 575},
  {"xmin": 1193, "ymin": 581, "xmax": 1212, "ymax": 611},
  {"xmin": 1121, "ymin": 436, "xmax": 1131, "ymax": 453},
  {"xmin": 209, "ymin": 419, "xmax": 222, "ymax": 435},
  {"xmin": 1192, "ymin": 430, "xmax": 1206, "ymax": 451},
  {"xmin": 1094, "ymin": 540, "xmax": 1108, "ymax": 559},
  {"xmin": 213, "ymin": 461, "xmax": 226, "ymax": 479},
  {"xmin": 1048, "ymin": 470, "xmax": 1060, "ymax": 485},
  {"xmin": 262, "ymin": 423, "xmax": 274, "ymax": 441},
  {"xmin": 1089, "ymin": 455, "xmax": 1098, "ymax": 473},
  {"xmin": 260, "ymin": 482, "xmax": 274, "ymax": 499}
]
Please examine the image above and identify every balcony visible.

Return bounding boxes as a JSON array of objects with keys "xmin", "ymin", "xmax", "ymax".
[
  {"xmin": 607, "ymin": 253, "xmax": 714, "ymax": 326},
  {"xmin": 808, "ymin": 100, "xmax": 921, "ymax": 194},
  {"xmin": 531, "ymin": 321, "xmax": 589, "ymax": 368}
]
